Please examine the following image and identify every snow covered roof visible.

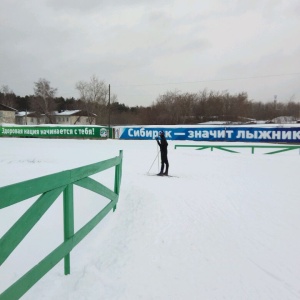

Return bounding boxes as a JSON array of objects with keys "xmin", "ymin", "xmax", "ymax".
[
  {"xmin": 53, "ymin": 110, "xmax": 81, "ymax": 116},
  {"xmin": 16, "ymin": 111, "xmax": 33, "ymax": 117},
  {"xmin": 271, "ymin": 116, "xmax": 297, "ymax": 124},
  {"xmin": 15, "ymin": 110, "xmax": 97, "ymax": 117},
  {"xmin": 16, "ymin": 111, "xmax": 43, "ymax": 117},
  {"xmin": 53, "ymin": 110, "xmax": 97, "ymax": 117}
]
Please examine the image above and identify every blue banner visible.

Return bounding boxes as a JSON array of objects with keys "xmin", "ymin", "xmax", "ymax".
[{"xmin": 116, "ymin": 126, "xmax": 300, "ymax": 143}]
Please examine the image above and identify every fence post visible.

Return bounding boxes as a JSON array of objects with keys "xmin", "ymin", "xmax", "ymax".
[
  {"xmin": 63, "ymin": 184, "xmax": 74, "ymax": 275},
  {"xmin": 113, "ymin": 150, "xmax": 123, "ymax": 212}
]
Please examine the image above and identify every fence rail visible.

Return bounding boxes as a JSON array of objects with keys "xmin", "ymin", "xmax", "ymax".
[
  {"xmin": 0, "ymin": 150, "xmax": 123, "ymax": 300},
  {"xmin": 174, "ymin": 144, "xmax": 300, "ymax": 154}
]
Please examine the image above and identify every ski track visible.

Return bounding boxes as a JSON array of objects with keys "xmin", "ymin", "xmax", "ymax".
[{"xmin": 0, "ymin": 138, "xmax": 300, "ymax": 299}]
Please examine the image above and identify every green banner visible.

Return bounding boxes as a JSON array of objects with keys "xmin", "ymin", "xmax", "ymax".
[{"xmin": 0, "ymin": 125, "xmax": 110, "ymax": 138}]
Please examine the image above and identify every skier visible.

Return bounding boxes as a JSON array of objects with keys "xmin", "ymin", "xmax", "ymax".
[{"xmin": 156, "ymin": 130, "xmax": 169, "ymax": 176}]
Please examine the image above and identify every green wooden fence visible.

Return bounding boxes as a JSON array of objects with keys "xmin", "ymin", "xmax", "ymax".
[
  {"xmin": 174, "ymin": 144, "xmax": 300, "ymax": 154},
  {"xmin": 0, "ymin": 150, "xmax": 123, "ymax": 300}
]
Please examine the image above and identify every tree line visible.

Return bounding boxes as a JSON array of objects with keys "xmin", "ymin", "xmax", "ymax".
[{"xmin": 1, "ymin": 76, "xmax": 299, "ymax": 125}]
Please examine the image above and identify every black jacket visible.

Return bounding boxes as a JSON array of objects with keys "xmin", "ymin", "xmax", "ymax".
[{"xmin": 157, "ymin": 135, "xmax": 168, "ymax": 154}]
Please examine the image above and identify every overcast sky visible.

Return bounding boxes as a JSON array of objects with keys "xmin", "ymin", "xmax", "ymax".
[{"xmin": 0, "ymin": 0, "xmax": 299, "ymax": 107}]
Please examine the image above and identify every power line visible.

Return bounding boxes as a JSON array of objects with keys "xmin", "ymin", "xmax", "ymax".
[{"xmin": 112, "ymin": 72, "xmax": 300, "ymax": 88}]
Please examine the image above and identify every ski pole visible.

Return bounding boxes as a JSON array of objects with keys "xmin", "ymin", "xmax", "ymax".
[{"xmin": 147, "ymin": 150, "xmax": 160, "ymax": 174}]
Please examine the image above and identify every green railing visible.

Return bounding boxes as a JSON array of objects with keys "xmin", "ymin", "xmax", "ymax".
[
  {"xmin": 174, "ymin": 144, "xmax": 300, "ymax": 154},
  {"xmin": 0, "ymin": 150, "xmax": 123, "ymax": 300}
]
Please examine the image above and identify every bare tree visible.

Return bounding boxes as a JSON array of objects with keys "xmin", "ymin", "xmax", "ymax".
[
  {"xmin": 76, "ymin": 75, "xmax": 108, "ymax": 105},
  {"xmin": 32, "ymin": 78, "xmax": 57, "ymax": 123},
  {"xmin": 1, "ymin": 85, "xmax": 13, "ymax": 95},
  {"xmin": 75, "ymin": 75, "xmax": 117, "ymax": 124},
  {"xmin": 0, "ymin": 85, "xmax": 15, "ymax": 107}
]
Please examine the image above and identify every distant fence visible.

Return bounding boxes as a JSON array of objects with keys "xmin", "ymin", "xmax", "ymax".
[
  {"xmin": 114, "ymin": 126, "xmax": 300, "ymax": 143},
  {"xmin": 174, "ymin": 144, "xmax": 300, "ymax": 154},
  {"xmin": 0, "ymin": 125, "xmax": 112, "ymax": 139},
  {"xmin": 3, "ymin": 125, "xmax": 300, "ymax": 143},
  {"xmin": 0, "ymin": 150, "xmax": 123, "ymax": 300}
]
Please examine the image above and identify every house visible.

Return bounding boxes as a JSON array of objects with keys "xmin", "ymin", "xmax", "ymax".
[
  {"xmin": 15, "ymin": 112, "xmax": 47, "ymax": 125},
  {"xmin": 271, "ymin": 116, "xmax": 297, "ymax": 124},
  {"xmin": 0, "ymin": 103, "xmax": 17, "ymax": 124},
  {"xmin": 53, "ymin": 110, "xmax": 97, "ymax": 125},
  {"xmin": 15, "ymin": 110, "xmax": 97, "ymax": 125}
]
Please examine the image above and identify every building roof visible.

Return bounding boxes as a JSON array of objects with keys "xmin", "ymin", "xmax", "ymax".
[
  {"xmin": 54, "ymin": 110, "xmax": 97, "ymax": 117},
  {"xmin": 16, "ymin": 110, "xmax": 97, "ymax": 118},
  {"xmin": 0, "ymin": 103, "xmax": 17, "ymax": 112},
  {"xmin": 16, "ymin": 112, "xmax": 44, "ymax": 117},
  {"xmin": 54, "ymin": 110, "xmax": 81, "ymax": 116}
]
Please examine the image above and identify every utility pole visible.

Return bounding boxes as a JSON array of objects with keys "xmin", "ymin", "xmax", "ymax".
[
  {"xmin": 274, "ymin": 95, "xmax": 277, "ymax": 110},
  {"xmin": 108, "ymin": 84, "xmax": 111, "ymax": 138}
]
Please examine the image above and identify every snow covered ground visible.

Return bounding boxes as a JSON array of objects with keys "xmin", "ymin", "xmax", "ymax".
[{"xmin": 1, "ymin": 137, "xmax": 300, "ymax": 299}]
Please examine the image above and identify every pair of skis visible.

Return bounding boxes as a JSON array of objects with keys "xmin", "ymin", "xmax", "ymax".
[{"xmin": 146, "ymin": 173, "xmax": 178, "ymax": 178}]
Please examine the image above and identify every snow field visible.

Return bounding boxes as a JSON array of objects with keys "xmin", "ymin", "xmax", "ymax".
[{"xmin": 0, "ymin": 138, "xmax": 300, "ymax": 299}]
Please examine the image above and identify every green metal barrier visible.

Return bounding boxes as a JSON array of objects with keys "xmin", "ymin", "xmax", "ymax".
[
  {"xmin": 0, "ymin": 150, "xmax": 123, "ymax": 300},
  {"xmin": 174, "ymin": 144, "xmax": 300, "ymax": 154}
]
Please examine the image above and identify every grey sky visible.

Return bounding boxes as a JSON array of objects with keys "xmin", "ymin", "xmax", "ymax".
[{"xmin": 1, "ymin": 0, "xmax": 299, "ymax": 107}]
